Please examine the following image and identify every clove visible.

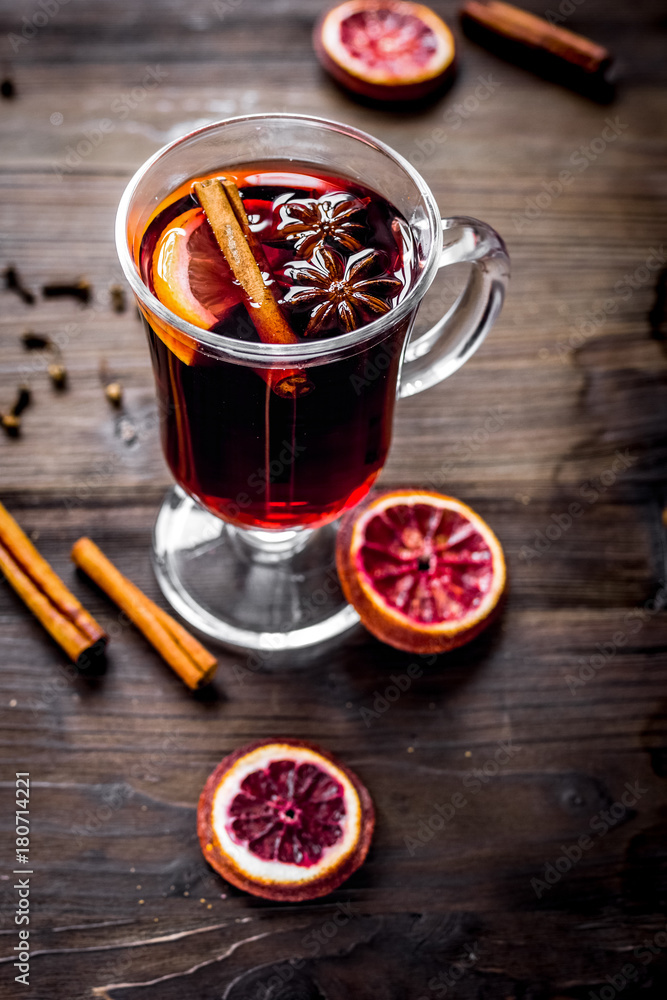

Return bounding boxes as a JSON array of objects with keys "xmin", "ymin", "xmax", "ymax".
[
  {"xmin": 4, "ymin": 265, "xmax": 35, "ymax": 305},
  {"xmin": 1, "ymin": 385, "xmax": 31, "ymax": 437},
  {"xmin": 20, "ymin": 331, "xmax": 68, "ymax": 389},
  {"xmin": 110, "ymin": 284, "xmax": 127, "ymax": 313},
  {"xmin": 21, "ymin": 330, "xmax": 52, "ymax": 350},
  {"xmin": 13, "ymin": 386, "xmax": 31, "ymax": 416},
  {"xmin": 48, "ymin": 362, "xmax": 68, "ymax": 389},
  {"xmin": 105, "ymin": 381, "xmax": 124, "ymax": 407},
  {"xmin": 42, "ymin": 278, "xmax": 91, "ymax": 305},
  {"xmin": 1, "ymin": 413, "xmax": 21, "ymax": 437},
  {"xmin": 99, "ymin": 360, "xmax": 123, "ymax": 407}
]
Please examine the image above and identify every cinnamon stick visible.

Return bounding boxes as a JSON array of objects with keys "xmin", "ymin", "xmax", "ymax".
[
  {"xmin": 194, "ymin": 178, "xmax": 313, "ymax": 399},
  {"xmin": 0, "ymin": 541, "xmax": 104, "ymax": 667},
  {"xmin": 0, "ymin": 501, "xmax": 107, "ymax": 645},
  {"xmin": 220, "ymin": 177, "xmax": 275, "ymax": 280},
  {"xmin": 0, "ymin": 501, "xmax": 107, "ymax": 669},
  {"xmin": 460, "ymin": 0, "xmax": 614, "ymax": 97},
  {"xmin": 71, "ymin": 537, "xmax": 217, "ymax": 690}
]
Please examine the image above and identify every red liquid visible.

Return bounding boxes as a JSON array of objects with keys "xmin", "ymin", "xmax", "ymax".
[{"xmin": 139, "ymin": 164, "xmax": 417, "ymax": 530}]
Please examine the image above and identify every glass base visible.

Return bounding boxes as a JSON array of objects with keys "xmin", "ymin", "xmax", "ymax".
[{"xmin": 152, "ymin": 486, "xmax": 359, "ymax": 651}]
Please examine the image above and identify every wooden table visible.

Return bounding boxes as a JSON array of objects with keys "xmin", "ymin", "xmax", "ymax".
[{"xmin": 1, "ymin": 1, "xmax": 666, "ymax": 997}]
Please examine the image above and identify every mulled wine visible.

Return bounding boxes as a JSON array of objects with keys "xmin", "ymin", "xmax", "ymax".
[{"xmin": 139, "ymin": 163, "xmax": 417, "ymax": 530}]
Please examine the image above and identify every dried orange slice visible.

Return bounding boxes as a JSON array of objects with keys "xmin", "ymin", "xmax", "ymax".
[
  {"xmin": 197, "ymin": 738, "xmax": 375, "ymax": 901},
  {"xmin": 337, "ymin": 490, "xmax": 506, "ymax": 653},
  {"xmin": 314, "ymin": 0, "xmax": 457, "ymax": 102},
  {"xmin": 152, "ymin": 207, "xmax": 242, "ymax": 330}
]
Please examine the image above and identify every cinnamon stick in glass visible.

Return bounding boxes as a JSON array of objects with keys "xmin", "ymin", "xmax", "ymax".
[{"xmin": 194, "ymin": 177, "xmax": 313, "ymax": 399}]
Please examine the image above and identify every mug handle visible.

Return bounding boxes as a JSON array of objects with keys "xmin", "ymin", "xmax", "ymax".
[{"xmin": 398, "ymin": 217, "xmax": 510, "ymax": 398}]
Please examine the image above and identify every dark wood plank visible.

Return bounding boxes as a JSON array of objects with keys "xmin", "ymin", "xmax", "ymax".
[{"xmin": 1, "ymin": 1, "xmax": 667, "ymax": 998}]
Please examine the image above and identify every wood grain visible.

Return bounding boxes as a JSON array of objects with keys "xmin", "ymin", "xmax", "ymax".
[{"xmin": 1, "ymin": 1, "xmax": 666, "ymax": 998}]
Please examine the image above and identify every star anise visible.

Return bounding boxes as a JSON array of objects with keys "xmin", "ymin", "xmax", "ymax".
[
  {"xmin": 283, "ymin": 247, "xmax": 403, "ymax": 337},
  {"xmin": 278, "ymin": 192, "xmax": 369, "ymax": 257}
]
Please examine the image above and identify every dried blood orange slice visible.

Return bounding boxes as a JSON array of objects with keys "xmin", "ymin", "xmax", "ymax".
[
  {"xmin": 152, "ymin": 207, "xmax": 242, "ymax": 330},
  {"xmin": 314, "ymin": 0, "xmax": 456, "ymax": 102},
  {"xmin": 337, "ymin": 490, "xmax": 506, "ymax": 653},
  {"xmin": 197, "ymin": 739, "xmax": 374, "ymax": 901}
]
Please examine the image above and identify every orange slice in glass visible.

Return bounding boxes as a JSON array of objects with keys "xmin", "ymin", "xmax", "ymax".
[{"xmin": 152, "ymin": 207, "xmax": 242, "ymax": 331}]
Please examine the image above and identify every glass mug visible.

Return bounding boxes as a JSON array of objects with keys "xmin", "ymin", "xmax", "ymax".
[{"xmin": 116, "ymin": 114, "xmax": 509, "ymax": 651}]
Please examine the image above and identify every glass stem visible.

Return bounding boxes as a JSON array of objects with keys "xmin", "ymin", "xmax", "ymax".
[{"xmin": 230, "ymin": 525, "xmax": 314, "ymax": 565}]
